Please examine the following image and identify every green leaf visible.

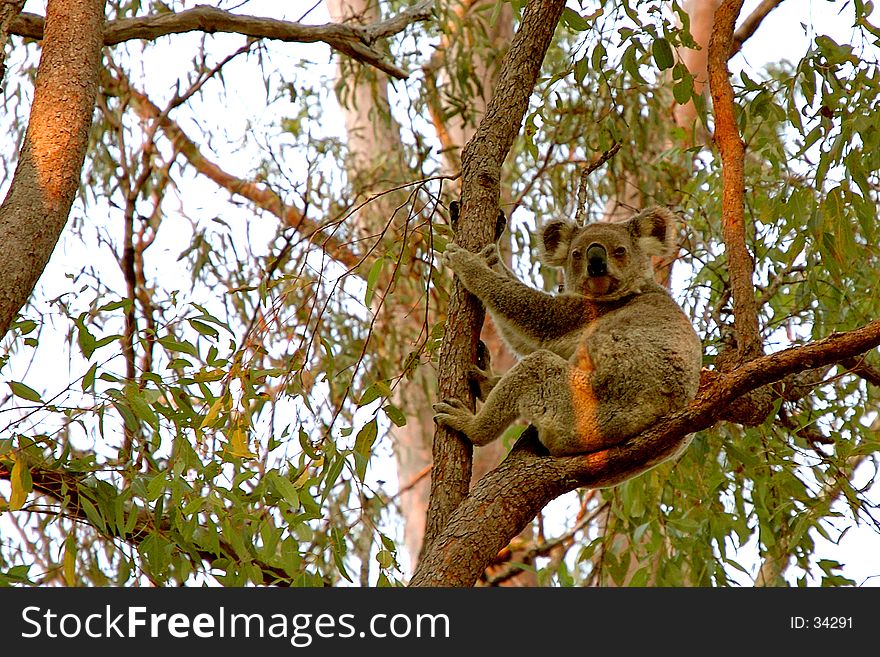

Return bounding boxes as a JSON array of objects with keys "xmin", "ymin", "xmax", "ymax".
[
  {"xmin": 364, "ymin": 257, "xmax": 385, "ymax": 308},
  {"xmin": 376, "ymin": 549, "xmax": 395, "ymax": 569},
  {"xmin": 8, "ymin": 381, "xmax": 42, "ymax": 403},
  {"xmin": 268, "ymin": 471, "xmax": 300, "ymax": 509},
  {"xmin": 1, "ymin": 564, "xmax": 32, "ymax": 584},
  {"xmin": 622, "ymin": 43, "xmax": 647, "ymax": 84},
  {"xmin": 125, "ymin": 384, "xmax": 159, "ymax": 431},
  {"xmin": 321, "ymin": 456, "xmax": 345, "ymax": 502},
  {"xmin": 591, "ymin": 43, "xmax": 606, "ymax": 71},
  {"xmin": 331, "ymin": 526, "xmax": 352, "ymax": 583},
  {"xmin": 382, "ymin": 404, "xmax": 407, "ymax": 427},
  {"xmin": 298, "ymin": 428, "xmax": 321, "ymax": 460},
  {"xmin": 93, "ymin": 334, "xmax": 124, "ymax": 351},
  {"xmin": 574, "ymin": 55, "xmax": 588, "ymax": 85},
  {"xmin": 354, "ymin": 418, "xmax": 378, "ymax": 481},
  {"xmin": 561, "ymin": 7, "xmax": 590, "ymax": 31},
  {"xmin": 158, "ymin": 335, "xmax": 200, "ymax": 358},
  {"xmin": 79, "ymin": 495, "xmax": 107, "ymax": 534},
  {"xmin": 358, "ymin": 379, "xmax": 391, "ymax": 407},
  {"xmin": 75, "ymin": 313, "xmax": 97, "ymax": 359},
  {"xmin": 96, "ymin": 298, "xmax": 129, "ymax": 313},
  {"xmin": 63, "ymin": 534, "xmax": 77, "ymax": 586},
  {"xmin": 740, "ymin": 70, "xmax": 762, "ymax": 90},
  {"xmin": 652, "ymin": 37, "xmax": 674, "ymax": 71},
  {"xmin": 188, "ymin": 318, "xmax": 219, "ymax": 339},
  {"xmin": 14, "ymin": 319, "xmax": 37, "ymax": 335},
  {"xmin": 673, "ymin": 73, "xmax": 693, "ymax": 105},
  {"xmin": 9, "ymin": 456, "xmax": 31, "ymax": 510},
  {"xmin": 629, "ymin": 566, "xmax": 650, "ymax": 587},
  {"xmin": 82, "ymin": 363, "xmax": 98, "ymax": 393}
]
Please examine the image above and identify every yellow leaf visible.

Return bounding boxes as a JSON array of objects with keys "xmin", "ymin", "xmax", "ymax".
[
  {"xmin": 293, "ymin": 458, "xmax": 322, "ymax": 489},
  {"xmin": 225, "ymin": 426, "xmax": 257, "ymax": 459},
  {"xmin": 10, "ymin": 456, "xmax": 29, "ymax": 510},
  {"xmin": 63, "ymin": 535, "xmax": 77, "ymax": 586},
  {"xmin": 200, "ymin": 395, "xmax": 226, "ymax": 429}
]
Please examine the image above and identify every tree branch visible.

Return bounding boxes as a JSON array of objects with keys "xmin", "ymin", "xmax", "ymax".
[
  {"xmin": 411, "ymin": 319, "xmax": 880, "ymax": 586},
  {"xmin": 0, "ymin": 461, "xmax": 294, "ymax": 585},
  {"xmin": 840, "ymin": 356, "xmax": 880, "ymax": 387},
  {"xmin": 9, "ymin": 1, "xmax": 433, "ymax": 80},
  {"xmin": 101, "ymin": 69, "xmax": 362, "ymax": 271},
  {"xmin": 420, "ymin": 0, "xmax": 568, "ymax": 559},
  {"xmin": 0, "ymin": 0, "xmax": 106, "ymax": 339},
  {"xmin": 0, "ymin": 0, "xmax": 25, "ymax": 83}
]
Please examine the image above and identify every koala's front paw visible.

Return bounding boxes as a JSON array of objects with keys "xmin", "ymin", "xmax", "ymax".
[
  {"xmin": 433, "ymin": 398, "xmax": 476, "ymax": 438},
  {"xmin": 442, "ymin": 242, "xmax": 475, "ymax": 268},
  {"xmin": 442, "ymin": 243, "xmax": 486, "ymax": 280}
]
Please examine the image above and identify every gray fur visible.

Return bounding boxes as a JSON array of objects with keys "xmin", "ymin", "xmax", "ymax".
[{"xmin": 433, "ymin": 206, "xmax": 702, "ymax": 457}]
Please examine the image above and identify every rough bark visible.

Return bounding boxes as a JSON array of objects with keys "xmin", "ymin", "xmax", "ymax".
[
  {"xmin": 397, "ymin": 0, "xmax": 523, "ymax": 574},
  {"xmin": 0, "ymin": 0, "xmax": 106, "ymax": 338},
  {"xmin": 421, "ymin": 0, "xmax": 568, "ymax": 555},
  {"xmin": 411, "ymin": 318, "xmax": 880, "ymax": 586}
]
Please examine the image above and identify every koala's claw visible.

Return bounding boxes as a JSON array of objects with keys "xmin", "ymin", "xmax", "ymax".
[
  {"xmin": 440, "ymin": 242, "xmax": 465, "ymax": 266},
  {"xmin": 433, "ymin": 398, "xmax": 475, "ymax": 435},
  {"xmin": 477, "ymin": 244, "xmax": 497, "ymax": 260}
]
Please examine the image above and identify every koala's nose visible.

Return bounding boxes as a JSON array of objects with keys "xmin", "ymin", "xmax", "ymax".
[{"xmin": 586, "ymin": 244, "xmax": 607, "ymax": 276}]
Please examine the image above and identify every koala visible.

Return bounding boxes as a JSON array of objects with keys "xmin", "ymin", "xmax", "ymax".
[{"xmin": 433, "ymin": 206, "xmax": 702, "ymax": 457}]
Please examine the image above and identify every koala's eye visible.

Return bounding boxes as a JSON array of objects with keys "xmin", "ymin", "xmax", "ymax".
[
  {"xmin": 613, "ymin": 246, "xmax": 627, "ymax": 258},
  {"xmin": 571, "ymin": 249, "xmax": 582, "ymax": 260}
]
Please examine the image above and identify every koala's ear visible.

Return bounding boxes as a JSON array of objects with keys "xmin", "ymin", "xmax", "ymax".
[
  {"xmin": 629, "ymin": 206, "xmax": 679, "ymax": 257},
  {"xmin": 540, "ymin": 220, "xmax": 577, "ymax": 267}
]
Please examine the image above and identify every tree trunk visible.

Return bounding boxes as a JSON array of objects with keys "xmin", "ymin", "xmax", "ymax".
[{"xmin": 0, "ymin": 0, "xmax": 106, "ymax": 338}]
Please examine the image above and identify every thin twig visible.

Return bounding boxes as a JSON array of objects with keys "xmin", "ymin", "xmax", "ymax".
[{"xmin": 574, "ymin": 142, "xmax": 621, "ymax": 226}]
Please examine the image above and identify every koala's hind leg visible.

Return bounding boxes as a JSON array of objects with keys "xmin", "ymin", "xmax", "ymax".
[{"xmin": 436, "ymin": 349, "xmax": 579, "ymax": 452}]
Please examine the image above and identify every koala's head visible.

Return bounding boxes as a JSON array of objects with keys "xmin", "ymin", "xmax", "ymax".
[{"xmin": 539, "ymin": 206, "xmax": 678, "ymax": 300}]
